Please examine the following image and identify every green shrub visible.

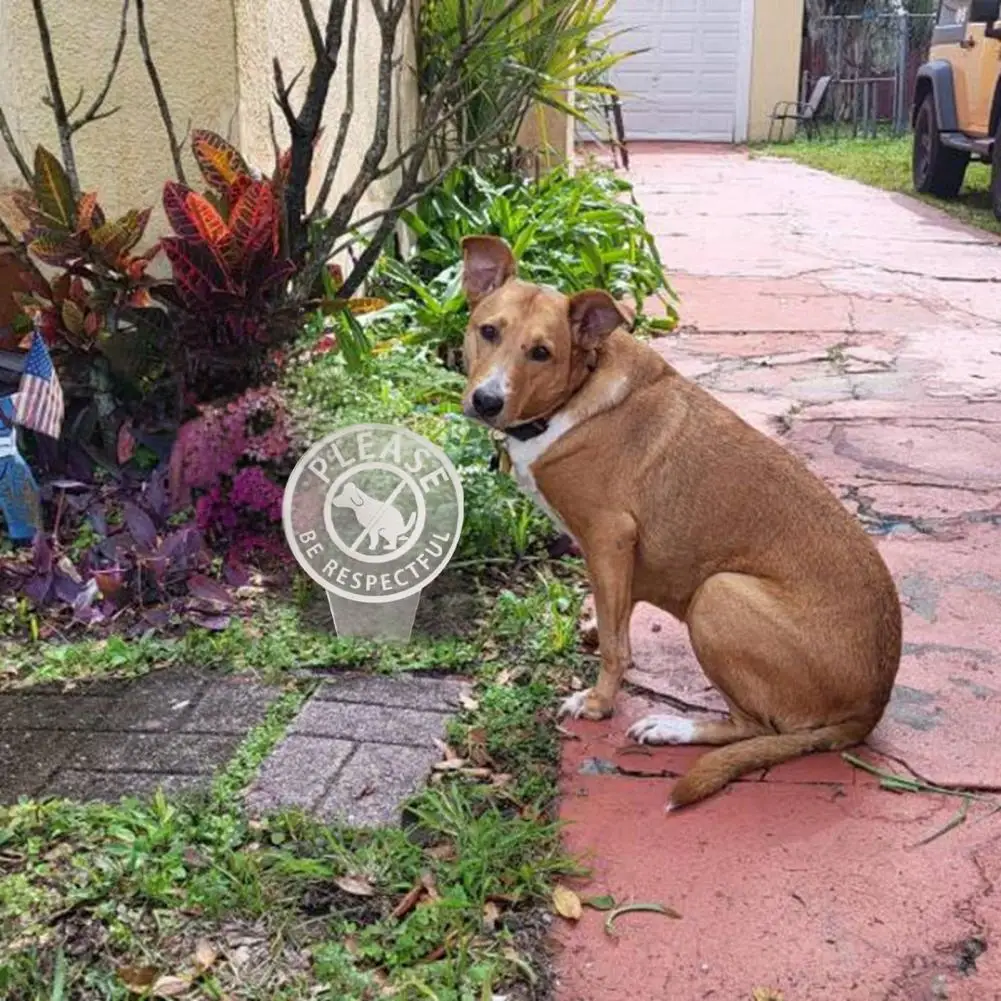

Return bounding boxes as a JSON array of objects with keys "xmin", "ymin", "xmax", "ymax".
[{"xmin": 369, "ymin": 163, "xmax": 676, "ymax": 356}]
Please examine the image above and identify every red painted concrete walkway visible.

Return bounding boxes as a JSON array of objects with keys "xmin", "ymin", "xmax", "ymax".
[{"xmin": 555, "ymin": 146, "xmax": 1001, "ymax": 1001}]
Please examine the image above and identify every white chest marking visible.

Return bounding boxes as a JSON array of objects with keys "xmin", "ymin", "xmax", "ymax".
[{"xmin": 505, "ymin": 414, "xmax": 575, "ymax": 534}]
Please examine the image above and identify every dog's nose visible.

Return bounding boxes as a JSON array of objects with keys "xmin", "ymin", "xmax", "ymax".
[{"xmin": 472, "ymin": 388, "xmax": 504, "ymax": 419}]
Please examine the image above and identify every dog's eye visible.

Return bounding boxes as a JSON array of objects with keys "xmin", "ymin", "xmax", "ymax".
[
  {"xmin": 529, "ymin": 344, "xmax": 551, "ymax": 362},
  {"xmin": 480, "ymin": 324, "xmax": 499, "ymax": 343}
]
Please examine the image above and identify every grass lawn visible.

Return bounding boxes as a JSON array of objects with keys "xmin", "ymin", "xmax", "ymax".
[{"xmin": 758, "ymin": 136, "xmax": 1001, "ymax": 236}]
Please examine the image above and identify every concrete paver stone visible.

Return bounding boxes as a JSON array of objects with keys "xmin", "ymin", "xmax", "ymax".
[{"xmin": 246, "ymin": 672, "xmax": 471, "ymax": 826}]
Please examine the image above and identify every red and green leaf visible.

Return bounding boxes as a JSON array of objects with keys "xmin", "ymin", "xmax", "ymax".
[
  {"xmin": 254, "ymin": 256, "xmax": 295, "ymax": 294},
  {"xmin": 185, "ymin": 191, "xmax": 232, "ymax": 254},
  {"xmin": 84, "ymin": 310, "xmax": 102, "ymax": 337},
  {"xmin": 229, "ymin": 182, "xmax": 276, "ymax": 259},
  {"xmin": 61, "ymin": 299, "xmax": 86, "ymax": 336},
  {"xmin": 191, "ymin": 130, "xmax": 249, "ymax": 195},
  {"xmin": 163, "ymin": 182, "xmax": 201, "ymax": 241},
  {"xmin": 91, "ymin": 208, "xmax": 152, "ymax": 264},
  {"xmin": 28, "ymin": 228, "xmax": 80, "ymax": 265},
  {"xmin": 75, "ymin": 192, "xmax": 105, "ymax": 234},
  {"xmin": 33, "ymin": 146, "xmax": 75, "ymax": 230},
  {"xmin": 0, "ymin": 189, "xmax": 34, "ymax": 238},
  {"xmin": 161, "ymin": 236, "xmax": 233, "ymax": 310}
]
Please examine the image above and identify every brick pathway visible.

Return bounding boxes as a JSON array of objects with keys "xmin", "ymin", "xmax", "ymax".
[
  {"xmin": 246, "ymin": 673, "xmax": 470, "ymax": 827},
  {"xmin": 556, "ymin": 146, "xmax": 1001, "ymax": 1001},
  {"xmin": 1, "ymin": 669, "xmax": 468, "ymax": 828},
  {"xmin": 0, "ymin": 670, "xmax": 277, "ymax": 802}
]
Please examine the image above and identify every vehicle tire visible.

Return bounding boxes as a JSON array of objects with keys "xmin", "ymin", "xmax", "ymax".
[
  {"xmin": 991, "ymin": 122, "xmax": 1001, "ymax": 221},
  {"xmin": 912, "ymin": 93, "xmax": 968, "ymax": 198}
]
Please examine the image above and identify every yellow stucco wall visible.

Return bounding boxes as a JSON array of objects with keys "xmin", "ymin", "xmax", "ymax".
[
  {"xmin": 0, "ymin": 0, "xmax": 419, "ymax": 248},
  {"xmin": 0, "ymin": 1, "xmax": 239, "ymax": 220},
  {"xmin": 748, "ymin": 0, "xmax": 804, "ymax": 142}
]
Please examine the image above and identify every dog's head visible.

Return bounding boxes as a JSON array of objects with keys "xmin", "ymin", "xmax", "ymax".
[
  {"xmin": 332, "ymin": 482, "xmax": 365, "ymax": 509},
  {"xmin": 460, "ymin": 235, "xmax": 630, "ymax": 430}
]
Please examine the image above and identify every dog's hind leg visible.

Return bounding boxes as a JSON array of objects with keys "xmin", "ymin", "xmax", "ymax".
[{"xmin": 653, "ymin": 571, "xmax": 879, "ymax": 808}]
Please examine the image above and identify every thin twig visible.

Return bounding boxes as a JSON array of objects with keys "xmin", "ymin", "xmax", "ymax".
[
  {"xmin": 0, "ymin": 105, "xmax": 32, "ymax": 185},
  {"xmin": 29, "ymin": 0, "xmax": 80, "ymax": 195},
  {"xmin": 278, "ymin": 0, "xmax": 351, "ymax": 260},
  {"xmin": 323, "ymin": 0, "xmax": 405, "ymax": 245},
  {"xmin": 310, "ymin": 0, "xmax": 361, "ymax": 218},
  {"xmin": 267, "ymin": 106, "xmax": 282, "ymax": 167},
  {"xmin": 70, "ymin": 0, "xmax": 130, "ymax": 134},
  {"xmin": 842, "ymin": 753, "xmax": 996, "ymax": 802},
  {"xmin": 333, "ymin": 91, "xmax": 528, "ymax": 296},
  {"xmin": 299, "ymin": 0, "xmax": 326, "ymax": 61},
  {"xmin": 134, "ymin": 0, "xmax": 187, "ymax": 184},
  {"xmin": 372, "ymin": 79, "xmax": 494, "ymax": 182},
  {"xmin": 911, "ymin": 796, "xmax": 971, "ymax": 848},
  {"xmin": 272, "ymin": 60, "xmax": 304, "ymax": 131}
]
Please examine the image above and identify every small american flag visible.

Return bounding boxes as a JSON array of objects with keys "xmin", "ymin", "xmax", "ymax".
[{"xmin": 14, "ymin": 330, "xmax": 64, "ymax": 440}]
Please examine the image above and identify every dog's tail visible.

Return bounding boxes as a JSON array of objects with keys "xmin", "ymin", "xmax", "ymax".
[{"xmin": 668, "ymin": 719, "xmax": 873, "ymax": 811}]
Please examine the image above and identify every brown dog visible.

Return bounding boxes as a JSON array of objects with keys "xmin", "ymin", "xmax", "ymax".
[{"xmin": 460, "ymin": 234, "xmax": 902, "ymax": 810}]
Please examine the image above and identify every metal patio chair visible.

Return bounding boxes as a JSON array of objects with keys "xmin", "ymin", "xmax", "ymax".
[{"xmin": 768, "ymin": 75, "xmax": 832, "ymax": 143}]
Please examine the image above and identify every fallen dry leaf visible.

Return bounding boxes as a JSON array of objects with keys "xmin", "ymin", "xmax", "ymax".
[
  {"xmin": 335, "ymin": 875, "xmax": 376, "ymax": 897},
  {"xmin": 460, "ymin": 767, "xmax": 493, "ymax": 779},
  {"xmin": 495, "ymin": 668, "xmax": 513, "ymax": 685},
  {"xmin": 118, "ymin": 966, "xmax": 158, "ymax": 992},
  {"xmin": 433, "ymin": 757, "xmax": 469, "ymax": 772},
  {"xmin": 570, "ymin": 675, "xmax": 584, "ymax": 691},
  {"xmin": 552, "ymin": 885, "xmax": 583, "ymax": 921},
  {"xmin": 459, "ymin": 694, "xmax": 480, "ymax": 711},
  {"xmin": 152, "ymin": 975, "xmax": 190, "ymax": 998},
  {"xmin": 482, "ymin": 901, "xmax": 502, "ymax": 932},
  {"xmin": 194, "ymin": 938, "xmax": 217, "ymax": 972},
  {"xmin": 391, "ymin": 880, "xmax": 426, "ymax": 920},
  {"xmin": 752, "ymin": 990, "xmax": 784, "ymax": 1001},
  {"xmin": 420, "ymin": 871, "xmax": 441, "ymax": 901},
  {"xmin": 425, "ymin": 842, "xmax": 456, "ymax": 861}
]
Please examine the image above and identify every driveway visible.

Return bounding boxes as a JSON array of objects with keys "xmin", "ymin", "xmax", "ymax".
[{"xmin": 556, "ymin": 146, "xmax": 1001, "ymax": 1001}]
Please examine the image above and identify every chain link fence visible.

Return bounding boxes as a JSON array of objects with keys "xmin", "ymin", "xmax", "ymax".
[{"xmin": 800, "ymin": 9, "xmax": 936, "ymax": 137}]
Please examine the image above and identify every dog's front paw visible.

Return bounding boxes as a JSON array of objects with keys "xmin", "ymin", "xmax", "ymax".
[
  {"xmin": 627, "ymin": 714, "xmax": 697, "ymax": 745},
  {"xmin": 558, "ymin": 689, "xmax": 613, "ymax": 721}
]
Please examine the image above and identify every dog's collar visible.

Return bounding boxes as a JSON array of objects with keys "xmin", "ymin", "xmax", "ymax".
[
  {"xmin": 505, "ymin": 418, "xmax": 549, "ymax": 442},
  {"xmin": 496, "ymin": 348, "xmax": 598, "ymax": 444}
]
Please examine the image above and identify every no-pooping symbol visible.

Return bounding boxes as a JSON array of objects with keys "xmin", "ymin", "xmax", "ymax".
[{"xmin": 283, "ymin": 424, "xmax": 464, "ymax": 639}]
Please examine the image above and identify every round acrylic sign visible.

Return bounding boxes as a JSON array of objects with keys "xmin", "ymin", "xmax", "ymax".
[{"xmin": 283, "ymin": 424, "xmax": 464, "ymax": 604}]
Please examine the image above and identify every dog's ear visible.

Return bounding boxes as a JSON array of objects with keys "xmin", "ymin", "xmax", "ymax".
[
  {"xmin": 569, "ymin": 289, "xmax": 629, "ymax": 350},
  {"xmin": 461, "ymin": 235, "xmax": 516, "ymax": 307}
]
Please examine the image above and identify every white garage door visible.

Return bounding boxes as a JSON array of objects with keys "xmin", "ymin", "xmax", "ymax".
[{"xmin": 602, "ymin": 0, "xmax": 749, "ymax": 142}]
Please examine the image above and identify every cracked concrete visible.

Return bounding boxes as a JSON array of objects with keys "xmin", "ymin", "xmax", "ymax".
[{"xmin": 556, "ymin": 146, "xmax": 1001, "ymax": 1001}]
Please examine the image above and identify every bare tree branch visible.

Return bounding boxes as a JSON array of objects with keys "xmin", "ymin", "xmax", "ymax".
[
  {"xmin": 29, "ymin": 0, "xmax": 81, "ymax": 196},
  {"xmin": 279, "ymin": 0, "xmax": 351, "ymax": 260},
  {"xmin": 70, "ymin": 0, "xmax": 130, "ymax": 135},
  {"xmin": 299, "ymin": 0, "xmax": 326, "ymax": 61},
  {"xmin": 272, "ymin": 60, "xmax": 304, "ymax": 131},
  {"xmin": 335, "ymin": 85, "xmax": 529, "ymax": 298},
  {"xmin": 309, "ymin": 0, "xmax": 360, "ymax": 219},
  {"xmin": 0, "ymin": 105, "xmax": 33, "ymax": 186},
  {"xmin": 372, "ymin": 78, "xmax": 494, "ymax": 182},
  {"xmin": 324, "ymin": 0, "xmax": 406, "ymax": 245},
  {"xmin": 267, "ymin": 106, "xmax": 282, "ymax": 167},
  {"xmin": 135, "ymin": 0, "xmax": 188, "ymax": 184}
]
